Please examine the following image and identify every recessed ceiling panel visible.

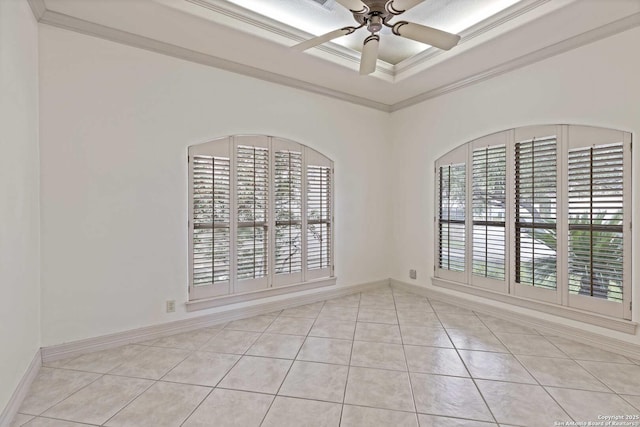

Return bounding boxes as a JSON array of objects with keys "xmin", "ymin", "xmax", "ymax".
[{"xmin": 224, "ymin": 0, "xmax": 521, "ymax": 64}]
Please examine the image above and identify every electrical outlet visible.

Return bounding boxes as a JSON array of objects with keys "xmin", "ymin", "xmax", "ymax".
[
  {"xmin": 409, "ymin": 269, "xmax": 417, "ymax": 280},
  {"xmin": 166, "ymin": 300, "xmax": 176, "ymax": 313}
]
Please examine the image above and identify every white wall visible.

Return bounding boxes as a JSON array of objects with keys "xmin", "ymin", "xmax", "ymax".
[
  {"xmin": 390, "ymin": 27, "xmax": 640, "ymax": 344},
  {"xmin": 39, "ymin": 26, "xmax": 392, "ymax": 346},
  {"xmin": 0, "ymin": 0, "xmax": 41, "ymax": 412},
  {"xmin": 37, "ymin": 15, "xmax": 640, "ymax": 349}
]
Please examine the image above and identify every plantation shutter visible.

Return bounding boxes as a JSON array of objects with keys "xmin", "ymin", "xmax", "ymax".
[
  {"xmin": 471, "ymin": 132, "xmax": 508, "ymax": 291},
  {"xmin": 189, "ymin": 136, "xmax": 335, "ymax": 303},
  {"xmin": 566, "ymin": 126, "xmax": 631, "ymax": 319},
  {"xmin": 514, "ymin": 127, "xmax": 558, "ymax": 297},
  {"xmin": 306, "ymin": 147, "xmax": 333, "ymax": 280},
  {"xmin": 235, "ymin": 136, "xmax": 270, "ymax": 293},
  {"xmin": 434, "ymin": 145, "xmax": 467, "ymax": 282},
  {"xmin": 272, "ymin": 138, "xmax": 304, "ymax": 286},
  {"xmin": 439, "ymin": 164, "xmax": 466, "ymax": 271},
  {"xmin": 189, "ymin": 141, "xmax": 231, "ymax": 299},
  {"xmin": 432, "ymin": 125, "xmax": 630, "ymax": 320}
]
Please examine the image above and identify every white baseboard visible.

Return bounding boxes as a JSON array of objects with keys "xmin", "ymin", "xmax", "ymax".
[
  {"xmin": 0, "ymin": 349, "xmax": 41, "ymax": 427},
  {"xmin": 391, "ymin": 279, "xmax": 640, "ymax": 361},
  {"xmin": 41, "ymin": 279, "xmax": 389, "ymax": 364},
  {"xmin": 431, "ymin": 276, "xmax": 636, "ymax": 334}
]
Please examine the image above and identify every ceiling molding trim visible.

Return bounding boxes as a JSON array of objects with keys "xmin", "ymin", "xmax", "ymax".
[
  {"xmin": 390, "ymin": 11, "xmax": 640, "ymax": 112},
  {"xmin": 32, "ymin": 2, "xmax": 640, "ymax": 114},
  {"xmin": 187, "ymin": 0, "xmax": 553, "ymax": 79},
  {"xmin": 38, "ymin": 10, "xmax": 392, "ymax": 112},
  {"xmin": 186, "ymin": 0, "xmax": 395, "ymax": 77},
  {"xmin": 26, "ymin": 0, "xmax": 46, "ymax": 21},
  {"xmin": 395, "ymin": 0, "xmax": 551, "ymax": 75}
]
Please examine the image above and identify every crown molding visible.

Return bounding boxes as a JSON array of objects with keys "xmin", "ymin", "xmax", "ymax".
[
  {"xmin": 26, "ymin": 0, "xmax": 46, "ymax": 20},
  {"xmin": 394, "ymin": 0, "xmax": 551, "ymax": 76},
  {"xmin": 37, "ymin": 9, "xmax": 392, "ymax": 112},
  {"xmin": 390, "ymin": 11, "xmax": 640, "ymax": 112},
  {"xmin": 31, "ymin": 2, "xmax": 640, "ymax": 113},
  {"xmin": 186, "ymin": 0, "xmax": 552, "ymax": 81}
]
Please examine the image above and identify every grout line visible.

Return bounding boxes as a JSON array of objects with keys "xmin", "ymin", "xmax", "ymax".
[
  {"xmin": 571, "ymin": 360, "xmax": 631, "ymax": 395},
  {"xmin": 392, "ymin": 289, "xmax": 419, "ymax": 417},
  {"xmin": 256, "ymin": 298, "xmax": 327, "ymax": 426},
  {"xmin": 27, "ymin": 415, "xmax": 102, "ymax": 426},
  {"xmin": 477, "ymin": 313, "xmax": 577, "ymax": 423},
  {"xmin": 338, "ymin": 290, "xmax": 360, "ymax": 426},
  {"xmin": 196, "ymin": 313, "xmax": 279, "ymax": 427},
  {"xmin": 100, "ymin": 378, "xmax": 158, "ymax": 426},
  {"xmin": 29, "ymin": 370, "xmax": 105, "ymax": 418},
  {"xmin": 510, "ymin": 352, "xmax": 617, "ymax": 394},
  {"xmin": 27, "ymin": 287, "xmax": 640, "ymax": 427},
  {"xmin": 100, "ymin": 344, "xmax": 195, "ymax": 425},
  {"xmin": 178, "ymin": 385, "xmax": 217, "ymax": 426},
  {"xmin": 433, "ymin": 307, "xmax": 500, "ymax": 425}
]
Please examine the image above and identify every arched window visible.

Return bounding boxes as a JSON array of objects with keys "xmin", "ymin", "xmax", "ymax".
[
  {"xmin": 189, "ymin": 135, "xmax": 334, "ymax": 302},
  {"xmin": 435, "ymin": 125, "xmax": 631, "ymax": 320}
]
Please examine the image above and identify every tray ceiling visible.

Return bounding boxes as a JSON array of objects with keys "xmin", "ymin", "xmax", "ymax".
[{"xmin": 224, "ymin": 0, "xmax": 521, "ymax": 64}]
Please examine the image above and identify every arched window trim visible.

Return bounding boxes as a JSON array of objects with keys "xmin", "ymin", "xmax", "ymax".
[
  {"xmin": 434, "ymin": 125, "xmax": 632, "ymax": 321},
  {"xmin": 187, "ymin": 135, "xmax": 335, "ymax": 309}
]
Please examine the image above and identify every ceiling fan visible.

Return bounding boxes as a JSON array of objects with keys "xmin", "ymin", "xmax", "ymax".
[{"xmin": 293, "ymin": 0, "xmax": 462, "ymax": 75}]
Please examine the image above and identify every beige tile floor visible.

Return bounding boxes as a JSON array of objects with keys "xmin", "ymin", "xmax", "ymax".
[{"xmin": 11, "ymin": 286, "xmax": 640, "ymax": 427}]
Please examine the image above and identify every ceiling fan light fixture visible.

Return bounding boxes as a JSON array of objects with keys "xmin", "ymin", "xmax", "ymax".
[
  {"xmin": 359, "ymin": 34, "xmax": 379, "ymax": 75},
  {"xmin": 392, "ymin": 21, "xmax": 461, "ymax": 50},
  {"xmin": 293, "ymin": 26, "xmax": 356, "ymax": 51},
  {"xmin": 367, "ymin": 14, "xmax": 383, "ymax": 33}
]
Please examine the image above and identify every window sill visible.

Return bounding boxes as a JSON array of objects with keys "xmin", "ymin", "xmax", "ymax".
[
  {"xmin": 186, "ymin": 276, "xmax": 337, "ymax": 312},
  {"xmin": 432, "ymin": 277, "xmax": 637, "ymax": 335}
]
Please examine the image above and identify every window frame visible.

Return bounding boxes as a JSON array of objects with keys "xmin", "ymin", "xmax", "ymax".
[
  {"xmin": 188, "ymin": 135, "xmax": 335, "ymax": 302},
  {"xmin": 511, "ymin": 125, "xmax": 564, "ymax": 305},
  {"xmin": 272, "ymin": 138, "xmax": 305, "ymax": 287},
  {"xmin": 305, "ymin": 148, "xmax": 334, "ymax": 281},
  {"xmin": 434, "ymin": 125, "xmax": 632, "ymax": 321},
  {"xmin": 434, "ymin": 146, "xmax": 468, "ymax": 284},
  {"xmin": 469, "ymin": 131, "xmax": 510, "ymax": 294},
  {"xmin": 188, "ymin": 139, "xmax": 231, "ymax": 300},
  {"xmin": 234, "ymin": 135, "xmax": 271, "ymax": 294},
  {"xmin": 564, "ymin": 126, "xmax": 631, "ymax": 320}
]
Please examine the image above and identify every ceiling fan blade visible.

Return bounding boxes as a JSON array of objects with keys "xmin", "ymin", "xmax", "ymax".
[
  {"xmin": 386, "ymin": 0, "xmax": 424, "ymax": 15},
  {"xmin": 293, "ymin": 27, "xmax": 356, "ymax": 51},
  {"xmin": 335, "ymin": 0, "xmax": 368, "ymax": 14},
  {"xmin": 359, "ymin": 34, "xmax": 379, "ymax": 75},
  {"xmin": 392, "ymin": 21, "xmax": 461, "ymax": 50}
]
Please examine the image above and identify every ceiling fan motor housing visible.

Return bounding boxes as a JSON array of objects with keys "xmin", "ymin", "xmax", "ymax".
[{"xmin": 353, "ymin": 0, "xmax": 395, "ymax": 30}]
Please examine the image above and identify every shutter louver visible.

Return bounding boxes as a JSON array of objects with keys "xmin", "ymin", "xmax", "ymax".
[
  {"xmin": 515, "ymin": 136, "xmax": 557, "ymax": 289},
  {"xmin": 274, "ymin": 150, "xmax": 303, "ymax": 274},
  {"xmin": 472, "ymin": 145, "xmax": 506, "ymax": 280},
  {"xmin": 568, "ymin": 143, "xmax": 624, "ymax": 302},
  {"xmin": 438, "ymin": 164, "xmax": 465, "ymax": 272},
  {"xmin": 190, "ymin": 137, "xmax": 334, "ymax": 302},
  {"xmin": 192, "ymin": 155, "xmax": 231, "ymax": 286},
  {"xmin": 307, "ymin": 165, "xmax": 331, "ymax": 271},
  {"xmin": 237, "ymin": 145, "xmax": 269, "ymax": 280}
]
